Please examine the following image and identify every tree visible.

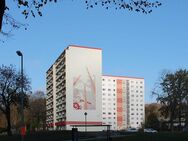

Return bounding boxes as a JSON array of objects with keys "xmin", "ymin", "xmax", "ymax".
[
  {"xmin": 0, "ymin": 0, "xmax": 162, "ymax": 34},
  {"xmin": 0, "ymin": 65, "xmax": 30, "ymax": 135},
  {"xmin": 26, "ymin": 90, "xmax": 46, "ymax": 131},
  {"xmin": 145, "ymin": 103, "xmax": 161, "ymax": 130},
  {"xmin": 153, "ymin": 69, "xmax": 188, "ymax": 131}
]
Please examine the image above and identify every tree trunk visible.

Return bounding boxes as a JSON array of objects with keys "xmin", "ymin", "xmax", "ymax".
[
  {"xmin": 170, "ymin": 110, "xmax": 174, "ymax": 132},
  {"xmin": 0, "ymin": 0, "xmax": 5, "ymax": 31},
  {"xmin": 6, "ymin": 107, "xmax": 12, "ymax": 136}
]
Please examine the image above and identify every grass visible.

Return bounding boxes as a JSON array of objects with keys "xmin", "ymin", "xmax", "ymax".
[
  {"xmin": 0, "ymin": 131, "xmax": 188, "ymax": 141},
  {"xmin": 89, "ymin": 132, "xmax": 188, "ymax": 141}
]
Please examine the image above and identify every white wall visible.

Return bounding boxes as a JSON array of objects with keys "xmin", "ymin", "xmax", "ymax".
[{"xmin": 65, "ymin": 46, "xmax": 102, "ymax": 131}]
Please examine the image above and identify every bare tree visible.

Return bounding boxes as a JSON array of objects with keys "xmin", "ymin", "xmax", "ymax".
[
  {"xmin": 0, "ymin": 0, "xmax": 162, "ymax": 35},
  {"xmin": 0, "ymin": 65, "xmax": 30, "ymax": 135}
]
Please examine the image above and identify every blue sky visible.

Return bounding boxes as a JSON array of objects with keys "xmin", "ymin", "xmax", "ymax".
[{"xmin": 0, "ymin": 0, "xmax": 188, "ymax": 103}]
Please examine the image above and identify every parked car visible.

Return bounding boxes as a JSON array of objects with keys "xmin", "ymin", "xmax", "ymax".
[
  {"xmin": 144, "ymin": 128, "xmax": 158, "ymax": 133},
  {"xmin": 183, "ymin": 127, "xmax": 188, "ymax": 132},
  {"xmin": 126, "ymin": 128, "xmax": 139, "ymax": 132}
]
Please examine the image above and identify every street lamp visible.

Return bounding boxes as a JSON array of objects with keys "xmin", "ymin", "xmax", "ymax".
[
  {"xmin": 16, "ymin": 51, "xmax": 25, "ymax": 141},
  {"xmin": 84, "ymin": 112, "xmax": 87, "ymax": 132}
]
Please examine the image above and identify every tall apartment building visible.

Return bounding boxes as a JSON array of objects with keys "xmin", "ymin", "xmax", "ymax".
[
  {"xmin": 46, "ymin": 45, "xmax": 102, "ymax": 130},
  {"xmin": 102, "ymin": 75, "xmax": 145, "ymax": 130},
  {"xmin": 46, "ymin": 45, "xmax": 145, "ymax": 131}
]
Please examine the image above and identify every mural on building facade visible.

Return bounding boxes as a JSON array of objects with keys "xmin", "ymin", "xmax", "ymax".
[{"xmin": 73, "ymin": 67, "xmax": 96, "ymax": 110}]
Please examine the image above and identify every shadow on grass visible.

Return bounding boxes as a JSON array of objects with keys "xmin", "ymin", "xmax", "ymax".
[{"xmin": 0, "ymin": 131, "xmax": 188, "ymax": 141}]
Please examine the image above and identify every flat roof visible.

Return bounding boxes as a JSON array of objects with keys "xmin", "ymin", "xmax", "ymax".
[
  {"xmin": 71, "ymin": 124, "xmax": 111, "ymax": 127},
  {"xmin": 68, "ymin": 45, "xmax": 102, "ymax": 51},
  {"xmin": 103, "ymin": 75, "xmax": 144, "ymax": 80}
]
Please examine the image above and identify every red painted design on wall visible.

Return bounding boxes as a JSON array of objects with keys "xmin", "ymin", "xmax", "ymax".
[
  {"xmin": 117, "ymin": 79, "xmax": 123, "ymax": 129},
  {"xmin": 73, "ymin": 67, "xmax": 96, "ymax": 110}
]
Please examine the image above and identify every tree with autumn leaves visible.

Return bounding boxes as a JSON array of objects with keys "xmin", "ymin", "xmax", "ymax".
[{"xmin": 153, "ymin": 69, "xmax": 188, "ymax": 131}]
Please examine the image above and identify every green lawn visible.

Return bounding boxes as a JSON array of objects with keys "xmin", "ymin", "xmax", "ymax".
[
  {"xmin": 0, "ymin": 131, "xmax": 188, "ymax": 141},
  {"xmin": 89, "ymin": 132, "xmax": 188, "ymax": 141}
]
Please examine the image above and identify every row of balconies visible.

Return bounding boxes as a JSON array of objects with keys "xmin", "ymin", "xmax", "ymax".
[
  {"xmin": 46, "ymin": 88, "xmax": 53, "ymax": 95},
  {"xmin": 46, "ymin": 104, "xmax": 53, "ymax": 110},
  {"xmin": 46, "ymin": 91, "xmax": 53, "ymax": 99},
  {"xmin": 56, "ymin": 105, "xmax": 66, "ymax": 113},
  {"xmin": 47, "ymin": 85, "xmax": 53, "ymax": 92},
  {"xmin": 56, "ymin": 70, "xmax": 65, "ymax": 81},
  {"xmin": 56, "ymin": 97, "xmax": 66, "ymax": 103},
  {"xmin": 56, "ymin": 75, "xmax": 65, "ymax": 84},
  {"xmin": 56, "ymin": 91, "xmax": 66, "ymax": 100},
  {"xmin": 56, "ymin": 113, "xmax": 66, "ymax": 120},
  {"xmin": 56, "ymin": 118, "xmax": 66, "ymax": 122},
  {"xmin": 56, "ymin": 63, "xmax": 65, "ymax": 74},
  {"xmin": 46, "ymin": 115, "xmax": 53, "ymax": 121},
  {"xmin": 47, "ymin": 79, "xmax": 53, "ymax": 87},
  {"xmin": 56, "ymin": 79, "xmax": 66, "ymax": 89},
  {"xmin": 46, "ymin": 97, "xmax": 53, "ymax": 105},
  {"xmin": 56, "ymin": 65, "xmax": 65, "ymax": 76},
  {"xmin": 56, "ymin": 85, "xmax": 66, "ymax": 94},
  {"xmin": 56, "ymin": 99, "xmax": 66, "ymax": 106},
  {"xmin": 55, "ymin": 54, "xmax": 65, "ymax": 68},
  {"xmin": 46, "ymin": 111, "xmax": 53, "ymax": 116},
  {"xmin": 46, "ymin": 74, "xmax": 53, "ymax": 83}
]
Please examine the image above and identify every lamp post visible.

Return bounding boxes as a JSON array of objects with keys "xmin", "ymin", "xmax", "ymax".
[
  {"xmin": 16, "ymin": 51, "xmax": 25, "ymax": 141},
  {"xmin": 84, "ymin": 112, "xmax": 87, "ymax": 132}
]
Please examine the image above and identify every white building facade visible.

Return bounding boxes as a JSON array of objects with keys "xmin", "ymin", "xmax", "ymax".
[
  {"xmin": 46, "ymin": 45, "xmax": 102, "ymax": 131},
  {"xmin": 102, "ymin": 75, "xmax": 145, "ymax": 130},
  {"xmin": 46, "ymin": 45, "xmax": 145, "ymax": 131}
]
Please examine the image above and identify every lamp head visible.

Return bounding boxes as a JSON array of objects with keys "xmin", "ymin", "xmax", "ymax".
[{"xmin": 16, "ymin": 51, "xmax": 23, "ymax": 56}]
